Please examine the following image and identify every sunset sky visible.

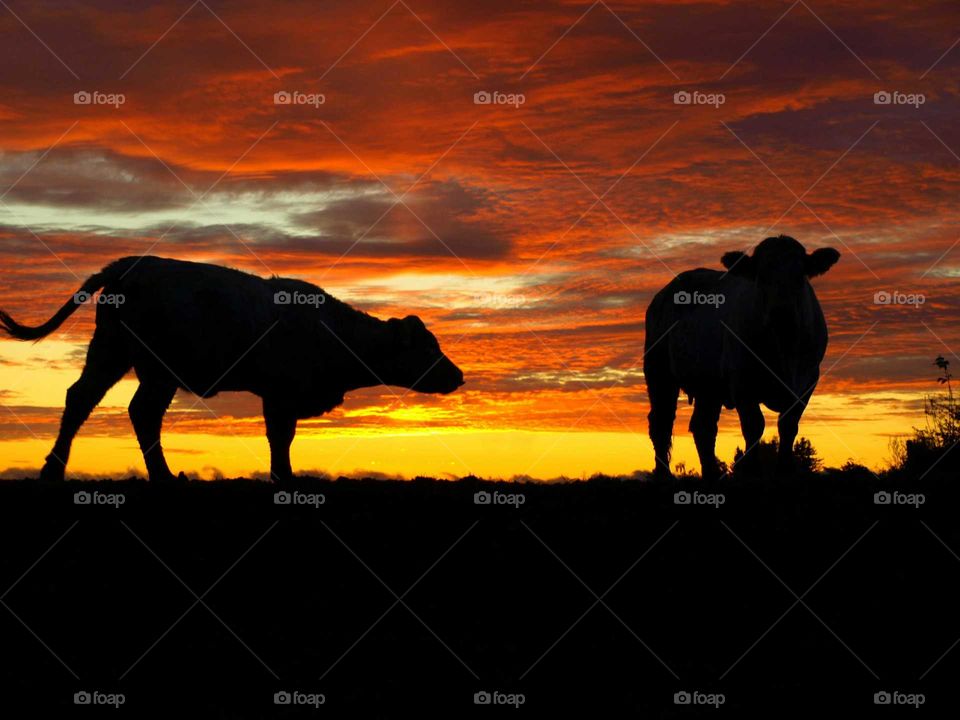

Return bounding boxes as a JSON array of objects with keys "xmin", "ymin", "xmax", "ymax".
[{"xmin": 0, "ymin": 0, "xmax": 958, "ymax": 479}]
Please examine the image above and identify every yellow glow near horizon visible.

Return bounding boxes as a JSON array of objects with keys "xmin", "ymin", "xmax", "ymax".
[
  {"xmin": 0, "ymin": 409, "xmax": 906, "ymax": 480},
  {"xmin": 0, "ymin": 340, "xmax": 922, "ymax": 479}
]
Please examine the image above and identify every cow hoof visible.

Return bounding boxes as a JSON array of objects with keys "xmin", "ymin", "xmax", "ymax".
[
  {"xmin": 150, "ymin": 471, "xmax": 187, "ymax": 484},
  {"xmin": 700, "ymin": 460, "xmax": 725, "ymax": 483},
  {"xmin": 39, "ymin": 462, "xmax": 65, "ymax": 483}
]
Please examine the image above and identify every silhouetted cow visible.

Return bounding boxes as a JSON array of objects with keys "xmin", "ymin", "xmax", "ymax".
[
  {"xmin": 643, "ymin": 235, "xmax": 839, "ymax": 480},
  {"xmin": 0, "ymin": 257, "xmax": 464, "ymax": 482}
]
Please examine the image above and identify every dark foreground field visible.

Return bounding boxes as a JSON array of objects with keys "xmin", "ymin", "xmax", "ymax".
[{"xmin": 1, "ymin": 470, "xmax": 958, "ymax": 717}]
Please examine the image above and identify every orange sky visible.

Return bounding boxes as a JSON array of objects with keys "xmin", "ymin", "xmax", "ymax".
[{"xmin": 1, "ymin": 0, "xmax": 959, "ymax": 478}]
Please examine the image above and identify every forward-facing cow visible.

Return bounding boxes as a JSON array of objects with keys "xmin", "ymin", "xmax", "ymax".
[
  {"xmin": 643, "ymin": 235, "xmax": 839, "ymax": 480},
  {"xmin": 0, "ymin": 256, "xmax": 464, "ymax": 482}
]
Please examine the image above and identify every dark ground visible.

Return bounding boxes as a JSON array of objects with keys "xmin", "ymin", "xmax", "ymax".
[{"xmin": 0, "ymin": 470, "xmax": 958, "ymax": 717}]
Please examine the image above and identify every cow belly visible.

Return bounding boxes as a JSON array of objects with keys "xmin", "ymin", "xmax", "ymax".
[{"xmin": 668, "ymin": 316, "xmax": 725, "ymax": 400}]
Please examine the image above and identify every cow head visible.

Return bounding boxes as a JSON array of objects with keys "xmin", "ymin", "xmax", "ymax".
[
  {"xmin": 387, "ymin": 315, "xmax": 465, "ymax": 394},
  {"xmin": 721, "ymin": 235, "xmax": 839, "ymax": 330},
  {"xmin": 720, "ymin": 236, "xmax": 839, "ymax": 391}
]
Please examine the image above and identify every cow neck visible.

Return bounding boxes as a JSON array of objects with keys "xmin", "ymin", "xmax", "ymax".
[{"xmin": 330, "ymin": 311, "xmax": 394, "ymax": 391}]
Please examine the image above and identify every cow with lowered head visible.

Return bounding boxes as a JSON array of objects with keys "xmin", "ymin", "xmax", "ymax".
[
  {"xmin": 643, "ymin": 235, "xmax": 840, "ymax": 480},
  {"xmin": 0, "ymin": 256, "xmax": 465, "ymax": 483}
]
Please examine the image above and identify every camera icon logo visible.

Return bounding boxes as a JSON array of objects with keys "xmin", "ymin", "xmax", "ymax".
[
  {"xmin": 74, "ymin": 491, "xmax": 91, "ymax": 505},
  {"xmin": 673, "ymin": 290, "xmax": 691, "ymax": 305},
  {"xmin": 274, "ymin": 291, "xmax": 291, "ymax": 305},
  {"xmin": 274, "ymin": 690, "xmax": 291, "ymax": 704},
  {"xmin": 74, "ymin": 291, "xmax": 92, "ymax": 305},
  {"xmin": 674, "ymin": 491, "xmax": 691, "ymax": 505},
  {"xmin": 474, "ymin": 491, "xmax": 491, "ymax": 505},
  {"xmin": 274, "ymin": 491, "xmax": 291, "ymax": 505},
  {"xmin": 673, "ymin": 90, "xmax": 691, "ymax": 105},
  {"xmin": 873, "ymin": 91, "xmax": 891, "ymax": 105},
  {"xmin": 674, "ymin": 690, "xmax": 691, "ymax": 704},
  {"xmin": 873, "ymin": 290, "xmax": 891, "ymax": 304},
  {"xmin": 74, "ymin": 691, "xmax": 91, "ymax": 704},
  {"xmin": 274, "ymin": 91, "xmax": 292, "ymax": 105},
  {"xmin": 874, "ymin": 491, "xmax": 891, "ymax": 505},
  {"xmin": 474, "ymin": 691, "xmax": 491, "ymax": 704},
  {"xmin": 73, "ymin": 91, "xmax": 92, "ymax": 105},
  {"xmin": 473, "ymin": 91, "xmax": 491, "ymax": 105},
  {"xmin": 874, "ymin": 691, "xmax": 891, "ymax": 704}
]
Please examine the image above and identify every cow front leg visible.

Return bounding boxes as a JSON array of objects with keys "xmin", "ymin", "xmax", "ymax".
[
  {"xmin": 263, "ymin": 400, "xmax": 297, "ymax": 484},
  {"xmin": 689, "ymin": 395, "xmax": 722, "ymax": 481},
  {"xmin": 776, "ymin": 401, "xmax": 805, "ymax": 475},
  {"xmin": 735, "ymin": 403, "xmax": 764, "ymax": 475}
]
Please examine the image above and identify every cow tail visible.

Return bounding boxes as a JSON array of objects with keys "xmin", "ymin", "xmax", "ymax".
[{"xmin": 0, "ymin": 258, "xmax": 134, "ymax": 341}]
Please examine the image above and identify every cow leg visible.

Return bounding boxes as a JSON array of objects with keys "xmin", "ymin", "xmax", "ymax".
[
  {"xmin": 40, "ymin": 333, "xmax": 130, "ymax": 482},
  {"xmin": 776, "ymin": 400, "xmax": 806, "ymax": 475},
  {"xmin": 263, "ymin": 400, "xmax": 297, "ymax": 484},
  {"xmin": 735, "ymin": 403, "xmax": 765, "ymax": 475},
  {"xmin": 690, "ymin": 395, "xmax": 722, "ymax": 481},
  {"xmin": 129, "ymin": 381, "xmax": 178, "ymax": 482},
  {"xmin": 647, "ymin": 378, "xmax": 679, "ymax": 478}
]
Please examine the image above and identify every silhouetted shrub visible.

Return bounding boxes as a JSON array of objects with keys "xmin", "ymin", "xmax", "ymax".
[
  {"xmin": 733, "ymin": 435, "xmax": 822, "ymax": 474},
  {"xmin": 901, "ymin": 356, "xmax": 960, "ymax": 475}
]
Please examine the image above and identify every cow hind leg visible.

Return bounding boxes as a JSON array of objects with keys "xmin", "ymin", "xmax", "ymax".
[
  {"xmin": 263, "ymin": 400, "xmax": 297, "ymax": 484},
  {"xmin": 689, "ymin": 395, "xmax": 722, "ymax": 481},
  {"xmin": 40, "ymin": 333, "xmax": 130, "ymax": 482},
  {"xmin": 647, "ymin": 378, "xmax": 679, "ymax": 478},
  {"xmin": 129, "ymin": 381, "xmax": 178, "ymax": 482},
  {"xmin": 735, "ymin": 403, "xmax": 765, "ymax": 475}
]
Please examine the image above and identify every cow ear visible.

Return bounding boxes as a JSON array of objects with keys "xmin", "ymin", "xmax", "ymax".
[
  {"xmin": 805, "ymin": 247, "xmax": 840, "ymax": 277},
  {"xmin": 721, "ymin": 251, "xmax": 753, "ymax": 276}
]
